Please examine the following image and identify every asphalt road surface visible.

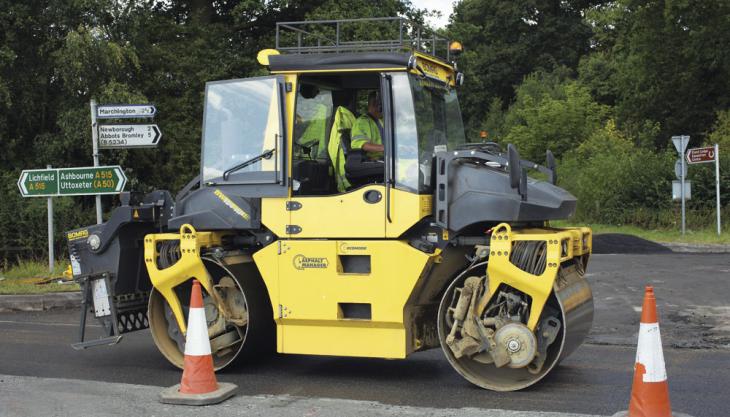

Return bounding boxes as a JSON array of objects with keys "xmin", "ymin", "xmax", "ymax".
[{"xmin": 1, "ymin": 253, "xmax": 728, "ymax": 416}]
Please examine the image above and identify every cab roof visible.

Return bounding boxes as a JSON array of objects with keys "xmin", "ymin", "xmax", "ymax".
[{"xmin": 267, "ymin": 52, "xmax": 411, "ymax": 72}]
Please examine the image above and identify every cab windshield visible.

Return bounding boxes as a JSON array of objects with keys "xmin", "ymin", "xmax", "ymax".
[
  {"xmin": 392, "ymin": 73, "xmax": 467, "ymax": 193},
  {"xmin": 201, "ymin": 77, "xmax": 283, "ymax": 184}
]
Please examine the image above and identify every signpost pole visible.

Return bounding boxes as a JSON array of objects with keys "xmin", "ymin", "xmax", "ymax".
[
  {"xmin": 46, "ymin": 165, "xmax": 54, "ymax": 273},
  {"xmin": 681, "ymin": 136, "xmax": 687, "ymax": 235},
  {"xmin": 90, "ymin": 99, "xmax": 102, "ymax": 224},
  {"xmin": 716, "ymin": 144, "xmax": 721, "ymax": 235}
]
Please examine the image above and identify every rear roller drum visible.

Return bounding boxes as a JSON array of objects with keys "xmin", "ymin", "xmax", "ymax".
[
  {"xmin": 437, "ymin": 259, "xmax": 593, "ymax": 391},
  {"xmin": 148, "ymin": 258, "xmax": 270, "ymax": 371}
]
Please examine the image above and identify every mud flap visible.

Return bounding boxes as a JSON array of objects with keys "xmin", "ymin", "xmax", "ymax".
[{"xmin": 72, "ymin": 273, "xmax": 149, "ymax": 350}]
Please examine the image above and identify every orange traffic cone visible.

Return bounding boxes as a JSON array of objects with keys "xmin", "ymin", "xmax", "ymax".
[
  {"xmin": 614, "ymin": 286, "xmax": 673, "ymax": 417},
  {"xmin": 159, "ymin": 279, "xmax": 237, "ymax": 405}
]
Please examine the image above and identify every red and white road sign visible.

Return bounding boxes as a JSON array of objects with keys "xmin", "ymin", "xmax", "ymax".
[{"xmin": 686, "ymin": 146, "xmax": 717, "ymax": 164}]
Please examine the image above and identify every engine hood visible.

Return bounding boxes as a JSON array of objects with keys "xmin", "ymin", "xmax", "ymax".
[{"xmin": 444, "ymin": 162, "xmax": 576, "ymax": 232}]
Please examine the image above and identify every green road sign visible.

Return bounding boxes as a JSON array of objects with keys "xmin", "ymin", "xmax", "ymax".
[
  {"xmin": 18, "ymin": 166, "xmax": 127, "ymax": 197},
  {"xmin": 17, "ymin": 168, "xmax": 58, "ymax": 196}
]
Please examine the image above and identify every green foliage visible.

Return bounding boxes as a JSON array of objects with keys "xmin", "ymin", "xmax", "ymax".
[
  {"xmin": 559, "ymin": 120, "xmax": 675, "ymax": 226},
  {"xmin": 449, "ymin": 0, "xmax": 597, "ymax": 133},
  {"xmin": 708, "ymin": 110, "xmax": 730, "ymax": 149},
  {"xmin": 0, "ymin": 259, "xmax": 78, "ymax": 294},
  {"xmin": 479, "ymin": 97, "xmax": 505, "ymax": 141},
  {"xmin": 580, "ymin": 0, "xmax": 730, "ymax": 147},
  {"xmin": 500, "ymin": 69, "xmax": 611, "ymax": 160}
]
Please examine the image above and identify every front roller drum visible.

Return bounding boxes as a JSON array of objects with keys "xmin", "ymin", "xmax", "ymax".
[{"xmin": 437, "ymin": 261, "xmax": 593, "ymax": 391}]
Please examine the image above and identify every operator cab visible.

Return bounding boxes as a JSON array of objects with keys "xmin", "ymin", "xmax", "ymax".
[
  {"xmin": 188, "ymin": 19, "xmax": 480, "ymax": 237},
  {"xmin": 198, "ymin": 63, "xmax": 467, "ymax": 195}
]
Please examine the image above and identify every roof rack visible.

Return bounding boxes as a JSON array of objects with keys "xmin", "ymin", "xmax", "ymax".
[{"xmin": 275, "ymin": 17, "xmax": 452, "ymax": 62}]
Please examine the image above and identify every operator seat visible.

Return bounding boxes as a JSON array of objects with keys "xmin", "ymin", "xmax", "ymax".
[
  {"xmin": 342, "ymin": 127, "xmax": 384, "ymax": 189},
  {"xmin": 327, "ymin": 106, "xmax": 357, "ymax": 192}
]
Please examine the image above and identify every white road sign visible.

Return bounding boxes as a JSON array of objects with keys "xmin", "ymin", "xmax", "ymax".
[
  {"xmin": 672, "ymin": 180, "xmax": 691, "ymax": 201},
  {"xmin": 97, "ymin": 104, "xmax": 156, "ymax": 119},
  {"xmin": 671, "ymin": 135, "xmax": 690, "ymax": 154},
  {"xmin": 98, "ymin": 124, "xmax": 162, "ymax": 149}
]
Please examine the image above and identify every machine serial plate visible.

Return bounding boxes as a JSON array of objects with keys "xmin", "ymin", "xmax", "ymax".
[{"xmin": 91, "ymin": 279, "xmax": 111, "ymax": 317}]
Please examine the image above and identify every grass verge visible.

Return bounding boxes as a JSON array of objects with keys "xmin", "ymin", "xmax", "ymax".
[
  {"xmin": 0, "ymin": 260, "xmax": 79, "ymax": 295},
  {"xmin": 552, "ymin": 221, "xmax": 730, "ymax": 244}
]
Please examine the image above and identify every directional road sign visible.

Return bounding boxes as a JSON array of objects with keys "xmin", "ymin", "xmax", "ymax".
[
  {"xmin": 18, "ymin": 166, "xmax": 127, "ymax": 197},
  {"xmin": 98, "ymin": 124, "xmax": 162, "ymax": 149},
  {"xmin": 686, "ymin": 146, "xmax": 717, "ymax": 164},
  {"xmin": 672, "ymin": 135, "xmax": 690, "ymax": 154},
  {"xmin": 17, "ymin": 168, "xmax": 58, "ymax": 197},
  {"xmin": 97, "ymin": 104, "xmax": 156, "ymax": 119}
]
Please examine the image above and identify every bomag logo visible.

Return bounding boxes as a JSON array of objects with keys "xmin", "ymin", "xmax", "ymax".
[
  {"xmin": 67, "ymin": 230, "xmax": 89, "ymax": 241},
  {"xmin": 339, "ymin": 242, "xmax": 367, "ymax": 252},
  {"xmin": 293, "ymin": 254, "xmax": 329, "ymax": 270}
]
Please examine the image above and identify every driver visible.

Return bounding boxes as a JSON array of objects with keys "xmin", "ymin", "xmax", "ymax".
[{"xmin": 350, "ymin": 91, "xmax": 384, "ymax": 160}]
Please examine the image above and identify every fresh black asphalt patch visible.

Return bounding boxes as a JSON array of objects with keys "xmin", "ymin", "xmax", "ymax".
[{"xmin": 592, "ymin": 233, "xmax": 672, "ymax": 254}]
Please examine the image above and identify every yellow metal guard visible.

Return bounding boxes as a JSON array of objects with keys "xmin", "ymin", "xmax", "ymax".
[
  {"xmin": 144, "ymin": 224, "xmax": 223, "ymax": 334},
  {"xmin": 486, "ymin": 223, "xmax": 592, "ymax": 330}
]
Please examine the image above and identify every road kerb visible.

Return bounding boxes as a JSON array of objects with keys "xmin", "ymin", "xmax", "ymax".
[
  {"xmin": 659, "ymin": 242, "xmax": 730, "ymax": 253},
  {"xmin": 0, "ymin": 291, "xmax": 81, "ymax": 312}
]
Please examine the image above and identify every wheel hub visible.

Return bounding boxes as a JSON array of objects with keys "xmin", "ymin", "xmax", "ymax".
[{"xmin": 494, "ymin": 322, "xmax": 537, "ymax": 369}]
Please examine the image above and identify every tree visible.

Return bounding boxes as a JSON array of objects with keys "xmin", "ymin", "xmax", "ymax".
[
  {"xmin": 559, "ymin": 120, "xmax": 674, "ymax": 225},
  {"xmin": 448, "ymin": 0, "xmax": 601, "ymax": 134},
  {"xmin": 581, "ymin": 0, "xmax": 730, "ymax": 148},
  {"xmin": 500, "ymin": 68, "xmax": 611, "ymax": 160}
]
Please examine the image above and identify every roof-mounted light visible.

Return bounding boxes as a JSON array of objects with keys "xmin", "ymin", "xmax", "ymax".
[{"xmin": 449, "ymin": 41, "xmax": 464, "ymax": 57}]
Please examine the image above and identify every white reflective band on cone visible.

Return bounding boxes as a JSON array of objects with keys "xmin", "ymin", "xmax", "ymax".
[
  {"xmin": 184, "ymin": 308, "xmax": 212, "ymax": 356},
  {"xmin": 635, "ymin": 322, "xmax": 667, "ymax": 382}
]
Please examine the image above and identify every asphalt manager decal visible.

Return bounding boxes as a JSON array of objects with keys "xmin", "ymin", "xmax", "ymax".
[{"xmin": 293, "ymin": 255, "xmax": 329, "ymax": 270}]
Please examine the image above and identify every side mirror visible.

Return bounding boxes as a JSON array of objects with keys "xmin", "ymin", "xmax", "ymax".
[
  {"xmin": 546, "ymin": 150, "xmax": 557, "ymax": 185},
  {"xmin": 407, "ymin": 55, "xmax": 417, "ymax": 70},
  {"xmin": 455, "ymin": 72, "xmax": 465, "ymax": 86},
  {"xmin": 508, "ymin": 144, "xmax": 520, "ymax": 189}
]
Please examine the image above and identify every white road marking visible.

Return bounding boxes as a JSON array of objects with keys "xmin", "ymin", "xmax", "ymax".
[{"xmin": 0, "ymin": 320, "xmax": 101, "ymax": 328}]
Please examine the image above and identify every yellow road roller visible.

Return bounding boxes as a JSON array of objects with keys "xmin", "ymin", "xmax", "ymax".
[{"xmin": 67, "ymin": 17, "xmax": 593, "ymax": 391}]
